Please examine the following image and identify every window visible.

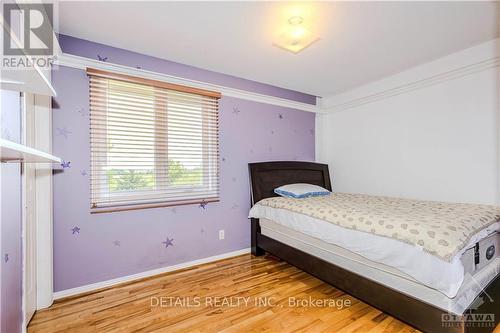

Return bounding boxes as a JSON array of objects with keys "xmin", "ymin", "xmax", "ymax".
[{"xmin": 88, "ymin": 68, "xmax": 220, "ymax": 212}]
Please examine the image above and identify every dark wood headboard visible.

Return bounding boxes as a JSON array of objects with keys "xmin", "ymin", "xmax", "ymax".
[{"xmin": 248, "ymin": 161, "xmax": 331, "ymax": 204}]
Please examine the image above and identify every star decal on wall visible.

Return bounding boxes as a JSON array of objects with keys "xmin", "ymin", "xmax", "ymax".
[
  {"xmin": 61, "ymin": 160, "xmax": 71, "ymax": 169},
  {"xmin": 55, "ymin": 127, "xmax": 72, "ymax": 139},
  {"xmin": 97, "ymin": 55, "xmax": 108, "ymax": 62},
  {"xmin": 221, "ymin": 157, "xmax": 226, "ymax": 162},
  {"xmin": 80, "ymin": 169, "xmax": 87, "ymax": 176},
  {"xmin": 113, "ymin": 240, "xmax": 121, "ymax": 247},
  {"xmin": 4, "ymin": 254, "xmax": 9, "ymax": 263},
  {"xmin": 199, "ymin": 200, "xmax": 207, "ymax": 209},
  {"xmin": 77, "ymin": 107, "xmax": 87, "ymax": 118},
  {"xmin": 162, "ymin": 237, "xmax": 174, "ymax": 248},
  {"xmin": 232, "ymin": 107, "xmax": 241, "ymax": 115},
  {"xmin": 71, "ymin": 226, "xmax": 80, "ymax": 234},
  {"xmin": 278, "ymin": 113, "xmax": 284, "ymax": 119}
]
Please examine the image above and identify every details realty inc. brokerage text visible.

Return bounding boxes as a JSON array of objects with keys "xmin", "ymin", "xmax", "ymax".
[{"xmin": 151, "ymin": 296, "xmax": 352, "ymax": 309}]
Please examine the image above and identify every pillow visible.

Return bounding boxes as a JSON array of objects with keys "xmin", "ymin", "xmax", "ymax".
[{"xmin": 274, "ymin": 183, "xmax": 331, "ymax": 199}]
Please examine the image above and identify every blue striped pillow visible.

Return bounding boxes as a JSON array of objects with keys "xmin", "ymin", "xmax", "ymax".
[{"xmin": 274, "ymin": 183, "xmax": 331, "ymax": 199}]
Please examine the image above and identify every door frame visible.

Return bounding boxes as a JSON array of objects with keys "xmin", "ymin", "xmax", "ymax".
[
  {"xmin": 21, "ymin": 91, "xmax": 54, "ymax": 331},
  {"xmin": 21, "ymin": 92, "xmax": 37, "ymax": 329},
  {"xmin": 33, "ymin": 93, "xmax": 53, "ymax": 310}
]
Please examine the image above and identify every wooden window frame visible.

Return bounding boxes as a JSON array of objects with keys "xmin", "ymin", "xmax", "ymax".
[{"xmin": 88, "ymin": 68, "xmax": 220, "ymax": 213}]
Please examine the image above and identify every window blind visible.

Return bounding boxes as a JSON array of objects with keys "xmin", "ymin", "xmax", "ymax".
[{"xmin": 88, "ymin": 68, "xmax": 220, "ymax": 212}]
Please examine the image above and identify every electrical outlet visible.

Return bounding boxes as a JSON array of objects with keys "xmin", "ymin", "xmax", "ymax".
[{"xmin": 219, "ymin": 229, "xmax": 225, "ymax": 240}]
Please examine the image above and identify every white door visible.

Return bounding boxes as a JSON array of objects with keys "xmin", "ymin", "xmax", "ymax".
[{"xmin": 23, "ymin": 92, "xmax": 37, "ymax": 326}]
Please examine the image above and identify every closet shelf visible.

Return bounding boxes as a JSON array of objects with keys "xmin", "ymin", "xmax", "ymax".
[{"xmin": 1, "ymin": 139, "xmax": 61, "ymax": 163}]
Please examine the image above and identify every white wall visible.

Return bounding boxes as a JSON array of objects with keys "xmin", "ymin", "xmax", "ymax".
[{"xmin": 317, "ymin": 39, "xmax": 500, "ymax": 205}]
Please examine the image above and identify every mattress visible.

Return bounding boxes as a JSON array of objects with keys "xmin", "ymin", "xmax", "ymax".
[
  {"xmin": 249, "ymin": 203, "xmax": 500, "ymax": 298},
  {"xmin": 259, "ymin": 218, "xmax": 500, "ymax": 315},
  {"xmin": 254, "ymin": 193, "xmax": 500, "ymax": 262}
]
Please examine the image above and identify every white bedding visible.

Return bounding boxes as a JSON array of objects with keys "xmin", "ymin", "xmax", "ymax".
[{"xmin": 249, "ymin": 204, "xmax": 500, "ymax": 298}]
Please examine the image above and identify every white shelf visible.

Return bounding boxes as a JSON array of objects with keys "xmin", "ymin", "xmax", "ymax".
[
  {"xmin": 1, "ymin": 65, "xmax": 56, "ymax": 97},
  {"xmin": 1, "ymin": 139, "xmax": 61, "ymax": 163}
]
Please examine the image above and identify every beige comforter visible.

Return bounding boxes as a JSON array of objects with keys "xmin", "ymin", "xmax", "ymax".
[{"xmin": 255, "ymin": 193, "xmax": 500, "ymax": 262}]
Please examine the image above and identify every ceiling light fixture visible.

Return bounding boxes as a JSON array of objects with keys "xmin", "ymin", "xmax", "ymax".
[{"xmin": 273, "ymin": 15, "xmax": 319, "ymax": 54}]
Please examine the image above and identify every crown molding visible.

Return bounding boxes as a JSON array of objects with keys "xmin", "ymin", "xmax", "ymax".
[
  {"xmin": 322, "ymin": 38, "xmax": 500, "ymax": 113},
  {"xmin": 53, "ymin": 38, "xmax": 499, "ymax": 115},
  {"xmin": 53, "ymin": 53, "xmax": 320, "ymax": 113}
]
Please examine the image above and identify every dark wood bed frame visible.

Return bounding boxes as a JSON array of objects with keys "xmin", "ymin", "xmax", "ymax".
[{"xmin": 249, "ymin": 161, "xmax": 499, "ymax": 333}]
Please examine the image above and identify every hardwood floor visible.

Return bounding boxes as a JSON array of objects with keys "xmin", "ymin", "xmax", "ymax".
[{"xmin": 29, "ymin": 254, "xmax": 420, "ymax": 333}]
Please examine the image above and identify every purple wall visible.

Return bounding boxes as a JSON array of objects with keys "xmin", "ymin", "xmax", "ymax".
[
  {"xmin": 59, "ymin": 35, "xmax": 317, "ymax": 105},
  {"xmin": 52, "ymin": 37, "xmax": 315, "ymax": 292},
  {"xmin": 1, "ymin": 90, "xmax": 22, "ymax": 333}
]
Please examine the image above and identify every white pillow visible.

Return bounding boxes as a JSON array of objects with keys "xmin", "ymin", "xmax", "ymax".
[{"xmin": 274, "ymin": 183, "xmax": 331, "ymax": 199}]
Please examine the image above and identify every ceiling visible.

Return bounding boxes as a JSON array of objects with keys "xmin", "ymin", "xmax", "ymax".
[{"xmin": 56, "ymin": 1, "xmax": 499, "ymax": 97}]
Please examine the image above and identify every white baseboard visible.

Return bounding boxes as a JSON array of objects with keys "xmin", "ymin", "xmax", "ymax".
[{"xmin": 53, "ymin": 248, "xmax": 251, "ymax": 300}]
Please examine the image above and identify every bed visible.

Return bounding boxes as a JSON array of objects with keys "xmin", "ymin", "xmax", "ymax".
[{"xmin": 248, "ymin": 161, "xmax": 500, "ymax": 333}]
